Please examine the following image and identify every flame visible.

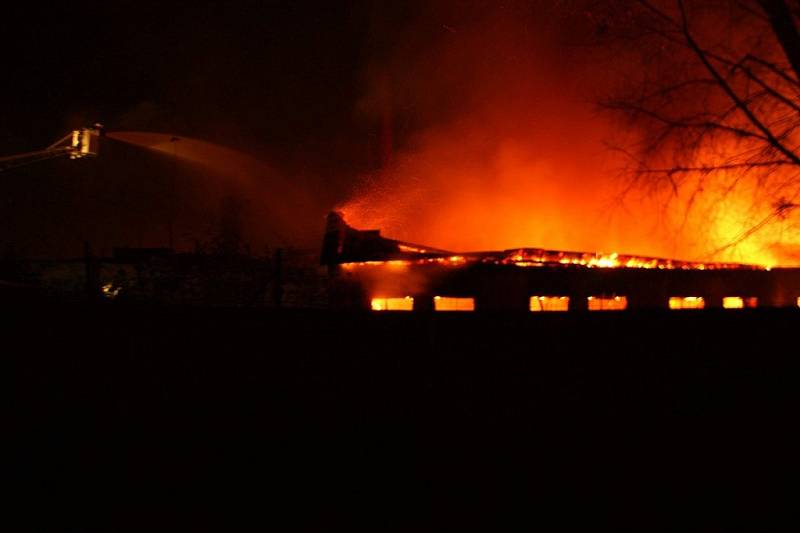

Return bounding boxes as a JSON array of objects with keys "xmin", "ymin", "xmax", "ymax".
[
  {"xmin": 340, "ymin": 248, "xmax": 761, "ymax": 271},
  {"xmin": 341, "ymin": 152, "xmax": 799, "ymax": 268},
  {"xmin": 338, "ymin": 4, "xmax": 800, "ymax": 268}
]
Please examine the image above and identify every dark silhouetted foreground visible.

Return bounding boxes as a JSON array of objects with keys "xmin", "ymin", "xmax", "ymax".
[{"xmin": 9, "ymin": 305, "xmax": 799, "ymax": 530}]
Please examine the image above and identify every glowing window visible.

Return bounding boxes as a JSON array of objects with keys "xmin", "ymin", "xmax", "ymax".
[
  {"xmin": 433, "ymin": 296, "xmax": 475, "ymax": 311},
  {"xmin": 587, "ymin": 296, "xmax": 627, "ymax": 311},
  {"xmin": 371, "ymin": 297, "xmax": 414, "ymax": 311},
  {"xmin": 669, "ymin": 296, "xmax": 705, "ymax": 310},
  {"xmin": 723, "ymin": 297, "xmax": 744, "ymax": 309},
  {"xmin": 530, "ymin": 296, "xmax": 569, "ymax": 312},
  {"xmin": 722, "ymin": 296, "xmax": 757, "ymax": 309}
]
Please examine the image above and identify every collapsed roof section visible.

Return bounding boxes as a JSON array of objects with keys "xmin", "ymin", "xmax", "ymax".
[
  {"xmin": 320, "ymin": 211, "xmax": 455, "ymax": 266},
  {"xmin": 320, "ymin": 211, "xmax": 763, "ymax": 271}
]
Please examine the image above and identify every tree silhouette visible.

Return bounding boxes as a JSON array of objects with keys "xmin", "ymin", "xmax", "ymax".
[{"xmin": 595, "ymin": 0, "xmax": 800, "ymax": 257}]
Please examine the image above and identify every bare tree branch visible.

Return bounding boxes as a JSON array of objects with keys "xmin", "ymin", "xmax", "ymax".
[
  {"xmin": 758, "ymin": 0, "xmax": 800, "ymax": 80},
  {"xmin": 634, "ymin": 160, "xmax": 795, "ymax": 176},
  {"xmin": 677, "ymin": 0, "xmax": 800, "ymax": 164},
  {"xmin": 594, "ymin": 0, "xmax": 800, "ymax": 260},
  {"xmin": 602, "ymin": 99, "xmax": 769, "ymax": 140},
  {"xmin": 708, "ymin": 198, "xmax": 798, "ymax": 256},
  {"xmin": 730, "ymin": 58, "xmax": 800, "ymax": 113},
  {"xmin": 742, "ymin": 54, "xmax": 800, "ymax": 87}
]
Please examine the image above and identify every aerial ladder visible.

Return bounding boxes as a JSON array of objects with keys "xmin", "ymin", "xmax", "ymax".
[{"xmin": 0, "ymin": 126, "xmax": 102, "ymax": 172}]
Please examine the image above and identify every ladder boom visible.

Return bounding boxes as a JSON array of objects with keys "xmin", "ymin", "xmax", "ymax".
[{"xmin": 0, "ymin": 126, "xmax": 101, "ymax": 173}]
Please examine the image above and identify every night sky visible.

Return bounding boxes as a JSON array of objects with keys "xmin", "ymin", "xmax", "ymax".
[
  {"xmin": 1, "ymin": 1, "xmax": 423, "ymax": 255},
  {"xmin": 2, "ymin": 2, "xmax": 386, "ymax": 158},
  {"xmin": 3, "ymin": 1, "xmax": 590, "ymax": 172}
]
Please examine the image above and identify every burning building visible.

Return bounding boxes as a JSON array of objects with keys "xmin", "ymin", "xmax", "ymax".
[{"xmin": 321, "ymin": 211, "xmax": 800, "ymax": 312}]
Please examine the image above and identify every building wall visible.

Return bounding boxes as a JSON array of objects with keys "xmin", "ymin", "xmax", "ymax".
[{"xmin": 334, "ymin": 263, "xmax": 800, "ymax": 311}]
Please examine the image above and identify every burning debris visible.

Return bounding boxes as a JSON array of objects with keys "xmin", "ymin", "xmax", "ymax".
[{"xmin": 322, "ymin": 212, "xmax": 762, "ymax": 272}]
